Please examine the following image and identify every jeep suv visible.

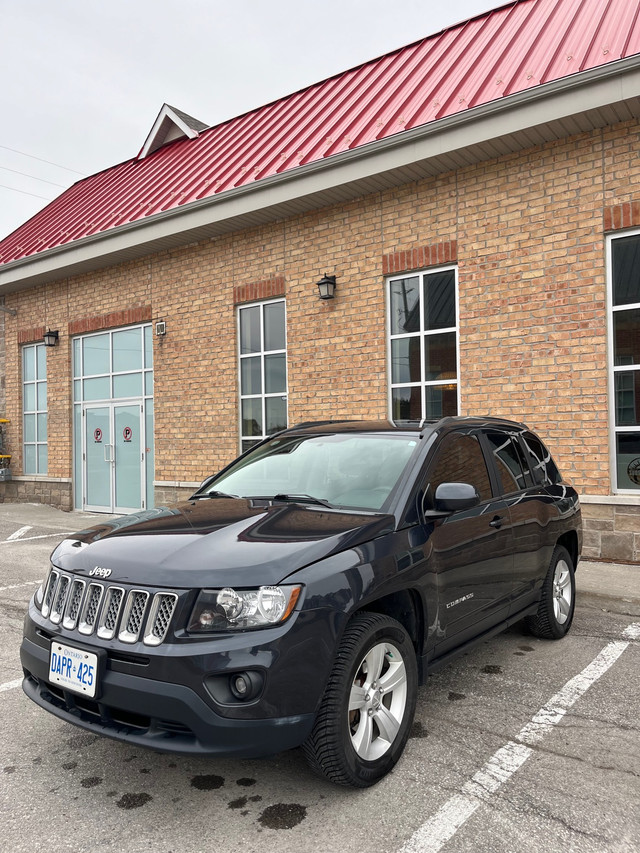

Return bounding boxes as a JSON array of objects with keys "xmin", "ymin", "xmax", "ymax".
[{"xmin": 21, "ymin": 417, "xmax": 581, "ymax": 787}]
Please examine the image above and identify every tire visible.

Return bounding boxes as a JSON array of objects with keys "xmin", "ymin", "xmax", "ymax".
[
  {"xmin": 302, "ymin": 612, "xmax": 418, "ymax": 788},
  {"xmin": 525, "ymin": 545, "xmax": 575, "ymax": 639}
]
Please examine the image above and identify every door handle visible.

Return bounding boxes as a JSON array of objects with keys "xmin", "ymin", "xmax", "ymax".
[
  {"xmin": 489, "ymin": 516, "xmax": 504, "ymax": 529},
  {"xmin": 104, "ymin": 444, "xmax": 114, "ymax": 464}
]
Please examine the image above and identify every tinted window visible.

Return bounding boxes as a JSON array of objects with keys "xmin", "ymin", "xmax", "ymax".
[
  {"xmin": 486, "ymin": 432, "xmax": 534, "ymax": 494},
  {"xmin": 427, "ymin": 433, "xmax": 492, "ymax": 503},
  {"xmin": 522, "ymin": 432, "xmax": 561, "ymax": 486}
]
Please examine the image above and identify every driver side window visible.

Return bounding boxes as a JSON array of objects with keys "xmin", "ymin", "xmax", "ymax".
[{"xmin": 427, "ymin": 432, "xmax": 492, "ymax": 504}]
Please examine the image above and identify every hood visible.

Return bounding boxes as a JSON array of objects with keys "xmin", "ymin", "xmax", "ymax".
[{"xmin": 51, "ymin": 498, "xmax": 395, "ymax": 587}]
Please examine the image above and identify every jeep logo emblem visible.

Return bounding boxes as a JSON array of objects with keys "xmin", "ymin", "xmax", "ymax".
[{"xmin": 89, "ymin": 566, "xmax": 112, "ymax": 579}]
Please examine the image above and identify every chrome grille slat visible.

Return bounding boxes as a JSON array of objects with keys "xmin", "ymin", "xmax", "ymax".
[
  {"xmin": 41, "ymin": 569, "xmax": 59, "ymax": 619},
  {"xmin": 78, "ymin": 583, "xmax": 104, "ymax": 635},
  {"xmin": 62, "ymin": 579, "xmax": 86, "ymax": 629},
  {"xmin": 97, "ymin": 587, "xmax": 125, "ymax": 640},
  {"xmin": 50, "ymin": 575, "xmax": 70, "ymax": 624},
  {"xmin": 39, "ymin": 570, "xmax": 177, "ymax": 646},
  {"xmin": 119, "ymin": 590, "xmax": 150, "ymax": 643},
  {"xmin": 144, "ymin": 593, "xmax": 178, "ymax": 646}
]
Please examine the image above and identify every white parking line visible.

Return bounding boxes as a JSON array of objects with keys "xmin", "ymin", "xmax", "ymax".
[
  {"xmin": 399, "ymin": 622, "xmax": 640, "ymax": 853},
  {"xmin": 7, "ymin": 526, "xmax": 33, "ymax": 540},
  {"xmin": 0, "ymin": 678, "xmax": 22, "ymax": 693},
  {"xmin": 0, "ymin": 531, "xmax": 74, "ymax": 545},
  {"xmin": 0, "ymin": 580, "xmax": 43, "ymax": 593}
]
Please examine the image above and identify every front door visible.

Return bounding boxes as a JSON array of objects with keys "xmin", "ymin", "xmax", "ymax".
[
  {"xmin": 83, "ymin": 402, "xmax": 145, "ymax": 513},
  {"xmin": 421, "ymin": 431, "xmax": 515, "ymax": 655}
]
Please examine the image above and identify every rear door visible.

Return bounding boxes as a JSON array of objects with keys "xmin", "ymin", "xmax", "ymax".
[{"xmin": 481, "ymin": 429, "xmax": 558, "ymax": 615}]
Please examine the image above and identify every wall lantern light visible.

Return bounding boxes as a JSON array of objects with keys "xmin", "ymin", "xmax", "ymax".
[
  {"xmin": 43, "ymin": 329, "xmax": 59, "ymax": 347},
  {"xmin": 317, "ymin": 273, "xmax": 337, "ymax": 300}
]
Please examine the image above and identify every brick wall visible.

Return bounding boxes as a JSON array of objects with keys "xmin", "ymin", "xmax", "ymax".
[{"xmin": 1, "ymin": 120, "xmax": 640, "ymax": 562}]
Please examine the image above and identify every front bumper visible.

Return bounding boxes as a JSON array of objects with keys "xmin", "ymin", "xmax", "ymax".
[{"xmin": 20, "ymin": 601, "xmax": 327, "ymax": 756}]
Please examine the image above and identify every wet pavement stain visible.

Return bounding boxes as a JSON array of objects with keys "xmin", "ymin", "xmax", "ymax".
[
  {"xmin": 236, "ymin": 777, "xmax": 257, "ymax": 787},
  {"xmin": 3, "ymin": 766, "xmax": 16, "ymax": 774},
  {"xmin": 258, "ymin": 803, "xmax": 307, "ymax": 830},
  {"xmin": 65, "ymin": 734, "xmax": 98, "ymax": 749},
  {"xmin": 116, "ymin": 792, "xmax": 152, "ymax": 809},
  {"xmin": 80, "ymin": 777, "xmax": 103, "ymax": 788},
  {"xmin": 481, "ymin": 664, "xmax": 503, "ymax": 674},
  {"xmin": 513, "ymin": 651, "xmax": 526, "ymax": 656},
  {"xmin": 448, "ymin": 691, "xmax": 466, "ymax": 701},
  {"xmin": 191, "ymin": 774, "xmax": 225, "ymax": 791},
  {"xmin": 139, "ymin": 768, "xmax": 151, "ymax": 774},
  {"xmin": 409, "ymin": 721, "xmax": 429, "ymax": 738},
  {"xmin": 519, "ymin": 645, "xmax": 534, "ymax": 652},
  {"xmin": 228, "ymin": 796, "xmax": 248, "ymax": 810},
  {"xmin": 249, "ymin": 795, "xmax": 262, "ymax": 803},
  {"xmin": 62, "ymin": 761, "xmax": 77, "ymax": 770}
]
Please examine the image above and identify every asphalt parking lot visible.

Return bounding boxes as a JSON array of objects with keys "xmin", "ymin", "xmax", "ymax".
[{"xmin": 1, "ymin": 503, "xmax": 639, "ymax": 853}]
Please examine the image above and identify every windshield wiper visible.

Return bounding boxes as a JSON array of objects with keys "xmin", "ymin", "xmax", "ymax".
[
  {"xmin": 195, "ymin": 490, "xmax": 240, "ymax": 499},
  {"xmin": 272, "ymin": 493, "xmax": 333, "ymax": 507}
]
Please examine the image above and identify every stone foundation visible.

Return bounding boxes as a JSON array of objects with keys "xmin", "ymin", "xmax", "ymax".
[
  {"xmin": 0, "ymin": 477, "xmax": 73, "ymax": 511},
  {"xmin": 154, "ymin": 482, "xmax": 199, "ymax": 507},
  {"xmin": 581, "ymin": 497, "xmax": 640, "ymax": 562}
]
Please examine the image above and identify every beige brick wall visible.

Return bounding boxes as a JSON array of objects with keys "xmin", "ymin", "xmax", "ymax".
[{"xmin": 2, "ymin": 121, "xmax": 640, "ymax": 526}]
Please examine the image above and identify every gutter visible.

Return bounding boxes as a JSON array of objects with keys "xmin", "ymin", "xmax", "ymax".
[{"xmin": 2, "ymin": 55, "xmax": 640, "ymax": 292}]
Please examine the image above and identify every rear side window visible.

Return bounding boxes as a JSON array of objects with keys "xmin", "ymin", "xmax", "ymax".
[
  {"xmin": 427, "ymin": 432, "xmax": 492, "ymax": 503},
  {"xmin": 486, "ymin": 432, "xmax": 534, "ymax": 494},
  {"xmin": 522, "ymin": 432, "xmax": 562, "ymax": 485}
]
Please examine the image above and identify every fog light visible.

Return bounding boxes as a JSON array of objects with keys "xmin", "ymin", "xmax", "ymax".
[
  {"xmin": 229, "ymin": 670, "xmax": 263, "ymax": 701},
  {"xmin": 233, "ymin": 675, "xmax": 248, "ymax": 696}
]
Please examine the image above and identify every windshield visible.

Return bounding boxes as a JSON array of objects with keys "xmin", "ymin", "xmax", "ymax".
[{"xmin": 198, "ymin": 433, "xmax": 419, "ymax": 511}]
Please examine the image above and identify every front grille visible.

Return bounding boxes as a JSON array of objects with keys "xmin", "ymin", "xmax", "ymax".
[{"xmin": 39, "ymin": 569, "xmax": 178, "ymax": 647}]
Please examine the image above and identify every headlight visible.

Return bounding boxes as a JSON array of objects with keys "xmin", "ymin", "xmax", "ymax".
[{"xmin": 188, "ymin": 584, "xmax": 302, "ymax": 632}]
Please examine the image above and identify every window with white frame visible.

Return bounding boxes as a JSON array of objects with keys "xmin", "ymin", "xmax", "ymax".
[
  {"xmin": 238, "ymin": 300, "xmax": 287, "ymax": 452},
  {"xmin": 388, "ymin": 266, "xmax": 459, "ymax": 422},
  {"xmin": 609, "ymin": 231, "xmax": 640, "ymax": 491},
  {"xmin": 23, "ymin": 343, "xmax": 47, "ymax": 474}
]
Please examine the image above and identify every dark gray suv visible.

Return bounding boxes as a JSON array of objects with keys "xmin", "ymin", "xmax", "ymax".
[{"xmin": 21, "ymin": 416, "xmax": 582, "ymax": 787}]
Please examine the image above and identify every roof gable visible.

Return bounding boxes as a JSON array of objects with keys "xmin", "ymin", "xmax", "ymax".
[{"xmin": 138, "ymin": 103, "xmax": 208, "ymax": 159}]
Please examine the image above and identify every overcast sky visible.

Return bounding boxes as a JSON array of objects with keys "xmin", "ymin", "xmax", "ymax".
[{"xmin": 0, "ymin": 0, "xmax": 501, "ymax": 242}]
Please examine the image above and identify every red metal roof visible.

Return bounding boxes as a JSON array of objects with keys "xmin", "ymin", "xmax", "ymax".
[{"xmin": 2, "ymin": 0, "xmax": 640, "ymax": 266}]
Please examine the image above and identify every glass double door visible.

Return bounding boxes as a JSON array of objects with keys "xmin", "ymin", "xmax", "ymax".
[{"xmin": 83, "ymin": 402, "xmax": 146, "ymax": 513}]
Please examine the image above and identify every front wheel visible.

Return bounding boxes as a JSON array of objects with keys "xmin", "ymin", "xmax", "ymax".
[
  {"xmin": 302, "ymin": 612, "xmax": 418, "ymax": 788},
  {"xmin": 525, "ymin": 545, "xmax": 575, "ymax": 639}
]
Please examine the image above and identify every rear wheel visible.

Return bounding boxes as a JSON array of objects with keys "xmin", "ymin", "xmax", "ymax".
[
  {"xmin": 302, "ymin": 612, "xmax": 418, "ymax": 787},
  {"xmin": 525, "ymin": 545, "xmax": 575, "ymax": 639}
]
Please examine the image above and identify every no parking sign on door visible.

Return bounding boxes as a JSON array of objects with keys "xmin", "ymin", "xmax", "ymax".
[{"xmin": 123, "ymin": 426, "xmax": 133, "ymax": 442}]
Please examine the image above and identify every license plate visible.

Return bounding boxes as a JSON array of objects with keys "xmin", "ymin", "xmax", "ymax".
[{"xmin": 49, "ymin": 642, "xmax": 98, "ymax": 698}]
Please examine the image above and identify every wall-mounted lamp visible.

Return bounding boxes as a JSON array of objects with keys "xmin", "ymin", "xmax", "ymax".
[
  {"xmin": 43, "ymin": 329, "xmax": 59, "ymax": 347},
  {"xmin": 317, "ymin": 273, "xmax": 337, "ymax": 300},
  {"xmin": 155, "ymin": 320, "xmax": 167, "ymax": 336}
]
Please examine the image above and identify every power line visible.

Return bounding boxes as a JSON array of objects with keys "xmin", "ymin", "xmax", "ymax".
[
  {"xmin": 0, "ymin": 144, "xmax": 84, "ymax": 176},
  {"xmin": 0, "ymin": 183, "xmax": 53, "ymax": 201},
  {"xmin": 0, "ymin": 165, "xmax": 67, "ymax": 188}
]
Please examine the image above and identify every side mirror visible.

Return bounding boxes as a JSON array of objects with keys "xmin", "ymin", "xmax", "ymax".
[{"xmin": 433, "ymin": 482, "xmax": 480, "ymax": 513}]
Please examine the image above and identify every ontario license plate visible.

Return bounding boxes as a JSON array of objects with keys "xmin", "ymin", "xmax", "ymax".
[{"xmin": 49, "ymin": 642, "xmax": 98, "ymax": 698}]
